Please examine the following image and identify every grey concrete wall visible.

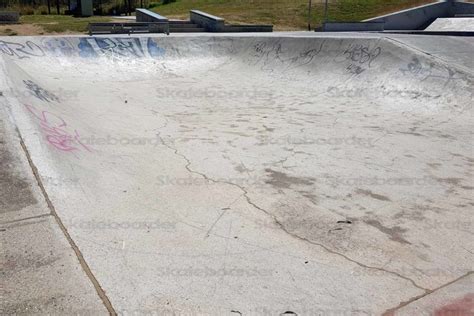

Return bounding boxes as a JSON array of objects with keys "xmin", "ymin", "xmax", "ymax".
[
  {"xmin": 0, "ymin": 11, "xmax": 19, "ymax": 24},
  {"xmin": 364, "ymin": 1, "xmax": 451, "ymax": 30},
  {"xmin": 323, "ymin": 22, "xmax": 385, "ymax": 32},
  {"xmin": 452, "ymin": 2, "xmax": 474, "ymax": 15},
  {"xmin": 222, "ymin": 25, "xmax": 273, "ymax": 32},
  {"xmin": 136, "ymin": 8, "xmax": 168, "ymax": 22},
  {"xmin": 190, "ymin": 10, "xmax": 225, "ymax": 32}
]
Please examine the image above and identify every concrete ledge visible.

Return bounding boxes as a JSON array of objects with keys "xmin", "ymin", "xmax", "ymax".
[
  {"xmin": 136, "ymin": 8, "xmax": 168, "ymax": 22},
  {"xmin": 322, "ymin": 22, "xmax": 385, "ymax": 32},
  {"xmin": 0, "ymin": 11, "xmax": 19, "ymax": 24},
  {"xmin": 363, "ymin": 1, "xmax": 474, "ymax": 30},
  {"xmin": 223, "ymin": 24, "xmax": 273, "ymax": 32},
  {"xmin": 190, "ymin": 10, "xmax": 225, "ymax": 31},
  {"xmin": 364, "ymin": 1, "xmax": 451, "ymax": 30},
  {"xmin": 383, "ymin": 30, "xmax": 474, "ymax": 36}
]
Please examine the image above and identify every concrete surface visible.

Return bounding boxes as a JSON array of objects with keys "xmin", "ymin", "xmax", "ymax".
[
  {"xmin": 0, "ymin": 33, "xmax": 473, "ymax": 315},
  {"xmin": 322, "ymin": 22, "xmax": 385, "ymax": 32},
  {"xmin": 0, "ymin": 107, "xmax": 107, "ymax": 315},
  {"xmin": 136, "ymin": 9, "xmax": 168, "ymax": 23},
  {"xmin": 426, "ymin": 17, "xmax": 474, "ymax": 31},
  {"xmin": 364, "ymin": 0, "xmax": 474, "ymax": 31},
  {"xmin": 394, "ymin": 274, "xmax": 474, "ymax": 315},
  {"xmin": 364, "ymin": 1, "xmax": 453, "ymax": 30}
]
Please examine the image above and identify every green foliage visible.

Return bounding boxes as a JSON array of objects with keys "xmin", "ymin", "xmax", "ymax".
[
  {"xmin": 149, "ymin": 0, "xmax": 435, "ymax": 30},
  {"xmin": 5, "ymin": 0, "xmax": 436, "ymax": 32}
]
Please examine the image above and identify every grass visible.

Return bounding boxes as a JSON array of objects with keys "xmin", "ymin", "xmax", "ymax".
[
  {"xmin": 3, "ymin": 0, "xmax": 442, "ymax": 34},
  {"xmin": 150, "ymin": 0, "xmax": 438, "ymax": 30},
  {"xmin": 20, "ymin": 15, "xmax": 112, "ymax": 33}
]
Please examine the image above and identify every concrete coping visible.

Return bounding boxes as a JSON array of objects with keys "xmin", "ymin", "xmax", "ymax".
[
  {"xmin": 226, "ymin": 24, "xmax": 273, "ymax": 27},
  {"xmin": 135, "ymin": 8, "xmax": 168, "ymax": 22},
  {"xmin": 325, "ymin": 21, "xmax": 385, "ymax": 24},
  {"xmin": 322, "ymin": 21, "xmax": 385, "ymax": 32},
  {"xmin": 190, "ymin": 10, "xmax": 225, "ymax": 22}
]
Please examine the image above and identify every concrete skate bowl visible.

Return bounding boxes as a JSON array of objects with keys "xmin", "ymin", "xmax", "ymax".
[{"xmin": 1, "ymin": 36, "xmax": 473, "ymax": 314}]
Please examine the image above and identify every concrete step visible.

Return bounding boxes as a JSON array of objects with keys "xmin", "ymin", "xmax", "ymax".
[
  {"xmin": 169, "ymin": 20, "xmax": 194, "ymax": 24},
  {"xmin": 169, "ymin": 23, "xmax": 201, "ymax": 28},
  {"xmin": 169, "ymin": 27, "xmax": 206, "ymax": 32}
]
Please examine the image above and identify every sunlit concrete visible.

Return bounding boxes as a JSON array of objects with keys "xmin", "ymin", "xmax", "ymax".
[
  {"xmin": 1, "ymin": 33, "xmax": 473, "ymax": 315},
  {"xmin": 426, "ymin": 17, "xmax": 474, "ymax": 31}
]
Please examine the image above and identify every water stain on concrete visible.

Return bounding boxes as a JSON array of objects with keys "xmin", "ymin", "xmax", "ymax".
[
  {"xmin": 265, "ymin": 168, "xmax": 315, "ymax": 189},
  {"xmin": 364, "ymin": 219, "xmax": 411, "ymax": 244},
  {"xmin": 355, "ymin": 189, "xmax": 391, "ymax": 201},
  {"xmin": 3, "ymin": 250, "xmax": 60, "ymax": 272},
  {"xmin": 0, "ymin": 121, "xmax": 37, "ymax": 214}
]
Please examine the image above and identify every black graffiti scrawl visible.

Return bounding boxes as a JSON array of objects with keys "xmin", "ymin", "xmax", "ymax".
[
  {"xmin": 23, "ymin": 80, "xmax": 59, "ymax": 103},
  {"xmin": 334, "ymin": 43, "xmax": 382, "ymax": 75}
]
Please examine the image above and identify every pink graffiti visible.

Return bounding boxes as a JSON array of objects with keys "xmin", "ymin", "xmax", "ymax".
[{"xmin": 25, "ymin": 104, "xmax": 92, "ymax": 153}]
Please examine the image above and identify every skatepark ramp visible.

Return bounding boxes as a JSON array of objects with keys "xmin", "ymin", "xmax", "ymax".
[{"xmin": 1, "ymin": 34, "xmax": 473, "ymax": 314}]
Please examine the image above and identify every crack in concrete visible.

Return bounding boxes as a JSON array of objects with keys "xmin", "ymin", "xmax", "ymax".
[
  {"xmin": 156, "ymin": 132, "xmax": 429, "ymax": 293},
  {"xmin": 17, "ymin": 131, "xmax": 117, "ymax": 316},
  {"xmin": 381, "ymin": 271, "xmax": 473, "ymax": 316},
  {"xmin": 0, "ymin": 213, "xmax": 51, "ymax": 225}
]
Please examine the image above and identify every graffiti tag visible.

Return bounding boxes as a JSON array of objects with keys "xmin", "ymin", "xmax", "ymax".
[
  {"xmin": 25, "ymin": 104, "xmax": 92, "ymax": 153},
  {"xmin": 336, "ymin": 44, "xmax": 381, "ymax": 68},
  {"xmin": 0, "ymin": 40, "xmax": 45, "ymax": 59},
  {"xmin": 78, "ymin": 37, "xmax": 164, "ymax": 58},
  {"xmin": 400, "ymin": 57, "xmax": 467, "ymax": 86},
  {"xmin": 23, "ymin": 80, "xmax": 59, "ymax": 103}
]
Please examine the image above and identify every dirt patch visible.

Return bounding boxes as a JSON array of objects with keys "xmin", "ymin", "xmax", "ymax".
[
  {"xmin": 265, "ymin": 168, "xmax": 315, "ymax": 189},
  {"xmin": 0, "ymin": 24, "xmax": 45, "ymax": 36}
]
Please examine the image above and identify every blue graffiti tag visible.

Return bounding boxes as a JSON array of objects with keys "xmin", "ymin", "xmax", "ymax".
[{"xmin": 77, "ymin": 38, "xmax": 165, "ymax": 59}]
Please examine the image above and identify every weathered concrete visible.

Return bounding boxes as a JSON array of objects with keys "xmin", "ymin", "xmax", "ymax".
[
  {"xmin": 0, "ymin": 106, "xmax": 107, "ymax": 315},
  {"xmin": 322, "ymin": 22, "xmax": 385, "ymax": 32},
  {"xmin": 190, "ymin": 10, "xmax": 226, "ymax": 32},
  {"xmin": 364, "ymin": 0, "xmax": 474, "ymax": 30},
  {"xmin": 426, "ymin": 17, "xmax": 474, "ymax": 31},
  {"xmin": 136, "ymin": 8, "xmax": 168, "ymax": 23},
  {"xmin": 394, "ymin": 273, "xmax": 473, "ymax": 315},
  {"xmin": 190, "ymin": 10, "xmax": 273, "ymax": 32},
  {"xmin": 0, "ymin": 33, "xmax": 473, "ymax": 315}
]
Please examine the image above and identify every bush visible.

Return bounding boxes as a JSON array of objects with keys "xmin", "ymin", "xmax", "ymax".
[
  {"xmin": 19, "ymin": 6, "xmax": 35, "ymax": 15},
  {"xmin": 162, "ymin": 0, "xmax": 176, "ymax": 4},
  {"xmin": 148, "ymin": 2, "xmax": 160, "ymax": 9}
]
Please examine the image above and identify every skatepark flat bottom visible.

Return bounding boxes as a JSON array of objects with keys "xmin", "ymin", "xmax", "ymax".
[{"xmin": 1, "ymin": 34, "xmax": 473, "ymax": 315}]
